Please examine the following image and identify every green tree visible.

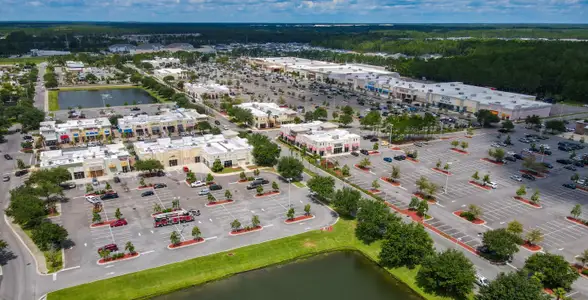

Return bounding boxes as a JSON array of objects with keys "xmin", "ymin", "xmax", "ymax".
[
  {"xmin": 417, "ymin": 199, "xmax": 429, "ymax": 217},
  {"xmin": 358, "ymin": 157, "xmax": 371, "ymax": 168},
  {"xmin": 360, "ymin": 111, "xmax": 382, "ymax": 128},
  {"xmin": 523, "ymin": 252, "xmax": 580, "ymax": 290},
  {"xmin": 468, "ymin": 204, "xmax": 483, "ymax": 220},
  {"xmin": 313, "ymin": 107, "xmax": 328, "ymax": 120},
  {"xmin": 570, "ymin": 204, "xmax": 582, "ymax": 219},
  {"xmin": 341, "ymin": 164, "xmax": 350, "ymax": 176},
  {"xmin": 476, "ymin": 109, "xmax": 500, "ymax": 127},
  {"xmin": 571, "ymin": 173, "xmax": 580, "ymax": 182},
  {"xmin": 472, "ymin": 171, "xmax": 480, "ymax": 181},
  {"xmin": 501, "ymin": 120, "xmax": 515, "ymax": 132},
  {"xmin": 390, "ymin": 165, "xmax": 400, "ymax": 181},
  {"xmin": 530, "ymin": 190, "xmax": 540, "ymax": 205},
  {"xmin": 206, "ymin": 173, "xmax": 214, "ymax": 182},
  {"xmin": 248, "ymin": 134, "xmax": 280, "ymax": 166},
  {"xmin": 207, "ymin": 193, "xmax": 216, "ymax": 203},
  {"xmin": 409, "ymin": 197, "xmax": 420, "ymax": 210},
  {"xmin": 307, "ymin": 176, "xmax": 335, "ymax": 201},
  {"xmin": 460, "ymin": 141, "xmax": 469, "ymax": 151},
  {"xmin": 256, "ymin": 185, "xmax": 264, "ymax": 195},
  {"xmin": 482, "ymin": 228, "xmax": 522, "ymax": 262},
  {"xmin": 125, "ymin": 241, "xmax": 136, "ymax": 254},
  {"xmin": 192, "ymin": 226, "xmax": 201, "ymax": 240},
  {"xmin": 506, "ymin": 220, "xmax": 524, "ymax": 238},
  {"xmin": 230, "ymin": 219, "xmax": 242, "ymax": 231},
  {"xmin": 6, "ymin": 190, "xmax": 46, "ymax": 229},
  {"xmin": 342, "ymin": 105, "xmax": 354, "ymax": 115},
  {"xmin": 516, "ymin": 185, "xmax": 527, "ymax": 197},
  {"xmin": 379, "ymin": 222, "xmax": 434, "ymax": 269},
  {"xmin": 339, "ymin": 113, "xmax": 353, "ymax": 126},
  {"xmin": 276, "ymin": 156, "xmax": 304, "ymax": 180},
  {"xmin": 133, "ymin": 159, "xmax": 164, "ymax": 174},
  {"xmin": 450, "ymin": 140, "xmax": 459, "ymax": 148},
  {"xmin": 416, "ymin": 176, "xmax": 429, "ymax": 193},
  {"xmin": 416, "ymin": 249, "xmax": 476, "ymax": 299},
  {"xmin": 333, "ymin": 187, "xmax": 361, "ymax": 217},
  {"xmin": 371, "ymin": 180, "xmax": 380, "ymax": 191},
  {"xmin": 114, "ymin": 208, "xmax": 122, "ymax": 220},
  {"xmin": 373, "ymin": 142, "xmax": 379, "ymax": 151},
  {"xmin": 170, "ymin": 231, "xmax": 180, "ymax": 245},
  {"xmin": 436, "ymin": 159, "xmax": 442, "ymax": 168},
  {"xmin": 356, "ymin": 199, "xmax": 401, "ymax": 244},
  {"xmin": 224, "ymin": 190, "xmax": 232, "ymax": 200},
  {"xmin": 16, "ymin": 159, "xmax": 26, "ymax": 170},
  {"xmin": 526, "ymin": 229, "xmax": 543, "ymax": 245},
  {"xmin": 488, "ymin": 148, "xmax": 506, "ymax": 162},
  {"xmin": 26, "ymin": 167, "xmax": 71, "ymax": 186},
  {"xmin": 476, "ymin": 271, "xmax": 550, "ymax": 300},
  {"xmin": 272, "ymin": 181, "xmax": 279, "ymax": 191},
  {"xmin": 251, "ymin": 215, "xmax": 260, "ymax": 228},
  {"xmin": 576, "ymin": 249, "xmax": 588, "ymax": 268},
  {"xmin": 211, "ymin": 159, "xmax": 224, "ymax": 172},
  {"xmin": 92, "ymin": 212, "xmax": 102, "ymax": 224},
  {"xmin": 31, "ymin": 222, "xmax": 68, "ymax": 251},
  {"xmin": 304, "ymin": 204, "xmax": 311, "ymax": 216},
  {"xmin": 545, "ymin": 120, "xmax": 566, "ymax": 133},
  {"xmin": 286, "ymin": 208, "xmax": 295, "ymax": 220},
  {"xmin": 504, "ymin": 135, "xmax": 512, "ymax": 145}
]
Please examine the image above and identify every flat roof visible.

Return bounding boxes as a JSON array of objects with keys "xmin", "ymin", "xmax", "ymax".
[
  {"xmin": 133, "ymin": 135, "xmax": 252, "ymax": 156},
  {"xmin": 41, "ymin": 118, "xmax": 111, "ymax": 132},
  {"xmin": 236, "ymin": 102, "xmax": 297, "ymax": 117},
  {"xmin": 118, "ymin": 108, "xmax": 207, "ymax": 129},
  {"xmin": 254, "ymin": 57, "xmax": 395, "ymax": 76},
  {"xmin": 40, "ymin": 143, "xmax": 129, "ymax": 168}
]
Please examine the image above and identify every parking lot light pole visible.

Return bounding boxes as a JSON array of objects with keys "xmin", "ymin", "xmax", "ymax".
[
  {"xmin": 287, "ymin": 178, "xmax": 292, "ymax": 208},
  {"xmin": 444, "ymin": 162, "xmax": 453, "ymax": 193}
]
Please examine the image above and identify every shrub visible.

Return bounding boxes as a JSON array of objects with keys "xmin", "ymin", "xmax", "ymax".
[
  {"xmin": 582, "ymin": 269, "xmax": 588, "ymax": 276},
  {"xmin": 460, "ymin": 211, "xmax": 476, "ymax": 221}
]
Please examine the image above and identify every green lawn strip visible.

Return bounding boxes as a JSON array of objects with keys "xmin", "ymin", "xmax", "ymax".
[
  {"xmin": 292, "ymin": 181, "xmax": 306, "ymax": 188},
  {"xmin": 47, "ymin": 219, "xmax": 448, "ymax": 300},
  {"xmin": 48, "ymin": 90, "xmax": 59, "ymax": 111},
  {"xmin": 214, "ymin": 167, "xmax": 244, "ymax": 174},
  {"xmin": 23, "ymin": 229, "xmax": 63, "ymax": 273},
  {"xmin": 0, "ymin": 57, "xmax": 47, "ymax": 64},
  {"xmin": 55, "ymin": 85, "xmax": 138, "ymax": 92},
  {"xmin": 140, "ymin": 86, "xmax": 170, "ymax": 103}
]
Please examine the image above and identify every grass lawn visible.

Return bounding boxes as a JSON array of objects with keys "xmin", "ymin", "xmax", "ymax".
[
  {"xmin": 47, "ymin": 219, "xmax": 450, "ymax": 300},
  {"xmin": 48, "ymin": 90, "xmax": 59, "ymax": 111},
  {"xmin": 214, "ymin": 167, "xmax": 244, "ymax": 174},
  {"xmin": 23, "ymin": 229, "xmax": 63, "ymax": 273},
  {"xmin": 292, "ymin": 181, "xmax": 306, "ymax": 188},
  {"xmin": 0, "ymin": 57, "xmax": 47, "ymax": 64}
]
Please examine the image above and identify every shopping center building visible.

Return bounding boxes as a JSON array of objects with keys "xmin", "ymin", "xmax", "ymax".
[
  {"xmin": 133, "ymin": 133, "xmax": 253, "ymax": 169},
  {"xmin": 235, "ymin": 102, "xmax": 298, "ymax": 129},
  {"xmin": 117, "ymin": 108, "xmax": 208, "ymax": 136},
  {"xmin": 279, "ymin": 121, "xmax": 360, "ymax": 157},
  {"xmin": 39, "ymin": 143, "xmax": 132, "ymax": 180},
  {"xmin": 40, "ymin": 118, "xmax": 113, "ymax": 145}
]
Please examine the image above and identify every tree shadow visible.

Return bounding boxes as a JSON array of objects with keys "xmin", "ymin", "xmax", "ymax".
[
  {"xmin": 61, "ymin": 238, "xmax": 75, "ymax": 250},
  {"xmin": 0, "ymin": 249, "xmax": 17, "ymax": 266}
]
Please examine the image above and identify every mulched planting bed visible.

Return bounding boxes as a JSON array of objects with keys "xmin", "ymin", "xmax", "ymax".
[
  {"xmin": 406, "ymin": 157, "xmax": 419, "ymax": 163},
  {"xmin": 519, "ymin": 170, "xmax": 545, "ymax": 178},
  {"xmin": 369, "ymin": 189, "xmax": 382, "ymax": 194},
  {"xmin": 577, "ymin": 186, "xmax": 588, "ymax": 193},
  {"xmin": 432, "ymin": 167, "xmax": 452, "ymax": 175},
  {"xmin": 513, "ymin": 196, "xmax": 542, "ymax": 208},
  {"xmin": 521, "ymin": 241, "xmax": 542, "ymax": 252},
  {"xmin": 285, "ymin": 215, "xmax": 315, "ymax": 224},
  {"xmin": 450, "ymin": 148, "xmax": 469, "ymax": 154},
  {"xmin": 380, "ymin": 177, "xmax": 401, "ymax": 186},
  {"xmin": 254, "ymin": 191, "xmax": 280, "ymax": 198},
  {"xmin": 413, "ymin": 192, "xmax": 436, "ymax": 204},
  {"xmin": 91, "ymin": 220, "xmax": 117, "ymax": 228},
  {"xmin": 464, "ymin": 135, "xmax": 473, "ymax": 138},
  {"xmin": 368, "ymin": 151, "xmax": 380, "ymax": 155},
  {"xmin": 98, "ymin": 253, "xmax": 139, "ymax": 265},
  {"xmin": 137, "ymin": 185, "xmax": 154, "ymax": 190},
  {"xmin": 571, "ymin": 264, "xmax": 588, "ymax": 279},
  {"xmin": 205, "ymin": 199, "xmax": 234, "ymax": 207},
  {"xmin": 354, "ymin": 164, "xmax": 371, "ymax": 172},
  {"xmin": 468, "ymin": 181, "xmax": 492, "ymax": 190},
  {"xmin": 229, "ymin": 226, "xmax": 263, "ymax": 236},
  {"xmin": 390, "ymin": 147, "xmax": 402, "ymax": 150},
  {"xmin": 481, "ymin": 158, "xmax": 505, "ymax": 165},
  {"xmin": 453, "ymin": 210, "xmax": 486, "ymax": 225},
  {"xmin": 168, "ymin": 238, "xmax": 205, "ymax": 249},
  {"xmin": 566, "ymin": 216, "xmax": 588, "ymax": 227}
]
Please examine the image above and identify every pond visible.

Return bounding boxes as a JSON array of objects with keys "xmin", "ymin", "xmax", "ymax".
[
  {"xmin": 57, "ymin": 88, "xmax": 157, "ymax": 109},
  {"xmin": 151, "ymin": 251, "xmax": 423, "ymax": 300}
]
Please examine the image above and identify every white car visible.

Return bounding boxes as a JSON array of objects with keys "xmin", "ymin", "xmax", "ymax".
[
  {"xmin": 507, "ymin": 151, "xmax": 516, "ymax": 156},
  {"xmin": 510, "ymin": 175, "xmax": 523, "ymax": 182},
  {"xmin": 475, "ymin": 274, "xmax": 490, "ymax": 287},
  {"xmin": 190, "ymin": 181, "xmax": 206, "ymax": 188},
  {"xmin": 198, "ymin": 188, "xmax": 210, "ymax": 196},
  {"xmin": 85, "ymin": 196, "xmax": 101, "ymax": 204},
  {"xmin": 486, "ymin": 181, "xmax": 498, "ymax": 189},
  {"xmin": 490, "ymin": 143, "xmax": 501, "ymax": 148}
]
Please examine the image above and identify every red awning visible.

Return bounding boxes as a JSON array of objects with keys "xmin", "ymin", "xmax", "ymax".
[{"xmin": 60, "ymin": 135, "xmax": 69, "ymax": 139}]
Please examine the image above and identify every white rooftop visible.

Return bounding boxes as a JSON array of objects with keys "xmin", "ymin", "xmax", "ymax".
[
  {"xmin": 236, "ymin": 102, "xmax": 297, "ymax": 117},
  {"xmin": 118, "ymin": 108, "xmax": 207, "ymax": 129},
  {"xmin": 40, "ymin": 143, "xmax": 129, "ymax": 168},
  {"xmin": 40, "ymin": 118, "xmax": 111, "ymax": 132},
  {"xmin": 133, "ymin": 135, "xmax": 252, "ymax": 156},
  {"xmin": 254, "ymin": 57, "xmax": 394, "ymax": 76}
]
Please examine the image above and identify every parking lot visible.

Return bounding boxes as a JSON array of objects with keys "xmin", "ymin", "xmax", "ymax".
[
  {"xmin": 320, "ymin": 125, "xmax": 588, "ymax": 262},
  {"xmin": 60, "ymin": 169, "xmax": 336, "ymax": 271}
]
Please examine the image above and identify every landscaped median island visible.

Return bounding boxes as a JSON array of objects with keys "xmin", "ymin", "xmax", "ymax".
[{"xmin": 47, "ymin": 220, "xmax": 450, "ymax": 300}]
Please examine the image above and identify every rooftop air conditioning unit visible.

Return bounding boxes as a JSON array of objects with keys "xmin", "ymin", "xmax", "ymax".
[
  {"xmin": 450, "ymin": 83, "xmax": 455, "ymax": 86},
  {"xmin": 436, "ymin": 84, "xmax": 441, "ymax": 87}
]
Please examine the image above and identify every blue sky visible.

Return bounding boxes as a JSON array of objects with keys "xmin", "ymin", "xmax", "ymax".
[{"xmin": 0, "ymin": 0, "xmax": 587, "ymax": 23}]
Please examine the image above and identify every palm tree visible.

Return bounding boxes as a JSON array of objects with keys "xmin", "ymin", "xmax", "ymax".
[
  {"xmin": 516, "ymin": 185, "xmax": 527, "ymax": 197},
  {"xmin": 576, "ymin": 249, "xmax": 588, "ymax": 268},
  {"xmin": 251, "ymin": 215, "xmax": 260, "ymax": 228},
  {"xmin": 468, "ymin": 204, "xmax": 482, "ymax": 220},
  {"xmin": 92, "ymin": 212, "xmax": 102, "ymax": 224},
  {"xmin": 450, "ymin": 140, "xmax": 459, "ymax": 148},
  {"xmin": 153, "ymin": 203, "xmax": 162, "ymax": 213},
  {"xmin": 207, "ymin": 193, "xmax": 216, "ymax": 203},
  {"xmin": 436, "ymin": 159, "xmax": 442, "ymax": 169},
  {"xmin": 443, "ymin": 163, "xmax": 450, "ymax": 171},
  {"xmin": 553, "ymin": 287, "xmax": 567, "ymax": 300},
  {"xmin": 170, "ymin": 231, "xmax": 180, "ymax": 246},
  {"xmin": 526, "ymin": 229, "xmax": 543, "ymax": 245},
  {"xmin": 409, "ymin": 197, "xmax": 420, "ymax": 210},
  {"xmin": 571, "ymin": 204, "xmax": 582, "ymax": 219},
  {"xmin": 472, "ymin": 171, "xmax": 480, "ymax": 181},
  {"xmin": 192, "ymin": 226, "xmax": 201, "ymax": 240},
  {"xmin": 114, "ymin": 208, "xmax": 122, "ymax": 220},
  {"xmin": 390, "ymin": 165, "xmax": 400, "ymax": 181},
  {"xmin": 125, "ymin": 241, "xmax": 135, "ymax": 255},
  {"xmin": 225, "ymin": 190, "xmax": 232, "ymax": 200},
  {"xmin": 530, "ymin": 190, "xmax": 540, "ymax": 205},
  {"xmin": 272, "ymin": 181, "xmax": 279, "ymax": 192},
  {"xmin": 482, "ymin": 174, "xmax": 491, "ymax": 184},
  {"xmin": 460, "ymin": 141, "xmax": 469, "ymax": 151},
  {"xmin": 286, "ymin": 208, "xmax": 295, "ymax": 220},
  {"xmin": 98, "ymin": 249, "xmax": 111, "ymax": 261},
  {"xmin": 371, "ymin": 180, "xmax": 380, "ymax": 191},
  {"xmin": 358, "ymin": 157, "xmax": 371, "ymax": 168},
  {"xmin": 425, "ymin": 182, "xmax": 438, "ymax": 199}
]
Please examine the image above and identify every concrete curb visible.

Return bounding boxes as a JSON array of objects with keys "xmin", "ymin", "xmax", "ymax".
[{"xmin": 3, "ymin": 214, "xmax": 50, "ymax": 276}]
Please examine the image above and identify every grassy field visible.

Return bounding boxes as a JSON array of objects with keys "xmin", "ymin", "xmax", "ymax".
[
  {"xmin": 48, "ymin": 90, "xmax": 59, "ymax": 111},
  {"xmin": 213, "ymin": 167, "xmax": 244, "ymax": 174},
  {"xmin": 293, "ymin": 181, "xmax": 306, "ymax": 188},
  {"xmin": 0, "ymin": 57, "xmax": 47, "ymax": 65},
  {"xmin": 47, "ymin": 219, "xmax": 449, "ymax": 300}
]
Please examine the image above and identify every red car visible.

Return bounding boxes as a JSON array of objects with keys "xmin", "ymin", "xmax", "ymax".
[
  {"xmin": 97, "ymin": 243, "xmax": 118, "ymax": 254},
  {"xmin": 110, "ymin": 219, "xmax": 128, "ymax": 227}
]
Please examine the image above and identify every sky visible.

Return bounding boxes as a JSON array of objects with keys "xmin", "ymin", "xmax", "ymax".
[{"xmin": 0, "ymin": 0, "xmax": 587, "ymax": 23}]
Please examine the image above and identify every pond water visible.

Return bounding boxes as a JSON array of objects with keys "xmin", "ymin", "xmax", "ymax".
[
  {"xmin": 57, "ymin": 88, "xmax": 156, "ymax": 109},
  {"xmin": 151, "ymin": 251, "xmax": 423, "ymax": 300}
]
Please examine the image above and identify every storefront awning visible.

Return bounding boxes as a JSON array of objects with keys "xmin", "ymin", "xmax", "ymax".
[{"xmin": 60, "ymin": 135, "xmax": 69, "ymax": 139}]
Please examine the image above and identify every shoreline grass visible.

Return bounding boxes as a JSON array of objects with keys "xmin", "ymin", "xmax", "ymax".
[
  {"xmin": 47, "ymin": 219, "xmax": 449, "ymax": 300},
  {"xmin": 48, "ymin": 90, "xmax": 59, "ymax": 111}
]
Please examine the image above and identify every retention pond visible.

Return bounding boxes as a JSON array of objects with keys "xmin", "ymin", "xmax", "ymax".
[{"xmin": 57, "ymin": 87, "xmax": 156, "ymax": 109}]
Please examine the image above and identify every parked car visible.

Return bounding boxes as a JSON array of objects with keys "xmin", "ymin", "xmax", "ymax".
[
  {"xmin": 130, "ymin": 107, "xmax": 141, "ymax": 111},
  {"xmin": 110, "ymin": 219, "xmax": 128, "ymax": 227},
  {"xmin": 510, "ymin": 175, "xmax": 522, "ymax": 182},
  {"xmin": 556, "ymin": 159, "xmax": 573, "ymax": 165},
  {"xmin": 383, "ymin": 157, "xmax": 393, "ymax": 163},
  {"xmin": 574, "ymin": 161, "xmax": 585, "ymax": 168},
  {"xmin": 475, "ymin": 274, "xmax": 490, "ymax": 287},
  {"xmin": 141, "ymin": 190, "xmax": 154, "ymax": 197},
  {"xmin": 247, "ymin": 180, "xmax": 269, "ymax": 190},
  {"xmin": 486, "ymin": 182, "xmax": 498, "ymax": 189},
  {"xmin": 15, "ymin": 170, "xmax": 28, "ymax": 177},
  {"xmin": 522, "ymin": 173, "xmax": 536, "ymax": 181},
  {"xmin": 2, "ymin": 175, "xmax": 10, "ymax": 182},
  {"xmin": 394, "ymin": 155, "xmax": 406, "ymax": 161},
  {"xmin": 97, "ymin": 244, "xmax": 118, "ymax": 254},
  {"xmin": 360, "ymin": 149, "xmax": 369, "ymax": 155},
  {"xmin": 541, "ymin": 162, "xmax": 553, "ymax": 169},
  {"xmin": 513, "ymin": 154, "xmax": 523, "ymax": 160},
  {"xmin": 370, "ymin": 137, "xmax": 379, "ymax": 142},
  {"xmin": 414, "ymin": 142, "xmax": 423, "ymax": 147},
  {"xmin": 4, "ymin": 154, "xmax": 12, "ymax": 160},
  {"xmin": 562, "ymin": 183, "xmax": 577, "ymax": 189},
  {"xmin": 190, "ymin": 181, "xmax": 206, "ymax": 188},
  {"xmin": 351, "ymin": 151, "xmax": 359, "ymax": 157},
  {"xmin": 209, "ymin": 184, "xmax": 223, "ymax": 191},
  {"xmin": 153, "ymin": 183, "xmax": 167, "ymax": 189},
  {"xmin": 85, "ymin": 196, "xmax": 101, "ymax": 204},
  {"xmin": 214, "ymin": 120, "xmax": 221, "ymax": 125},
  {"xmin": 198, "ymin": 188, "xmax": 210, "ymax": 196},
  {"xmin": 564, "ymin": 165, "xmax": 577, "ymax": 171},
  {"xmin": 100, "ymin": 192, "xmax": 119, "ymax": 200},
  {"xmin": 505, "ymin": 156, "xmax": 516, "ymax": 162},
  {"xmin": 113, "ymin": 176, "xmax": 121, "ymax": 183}
]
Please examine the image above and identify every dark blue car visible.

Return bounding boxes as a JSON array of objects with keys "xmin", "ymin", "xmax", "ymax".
[{"xmin": 383, "ymin": 157, "xmax": 393, "ymax": 163}]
